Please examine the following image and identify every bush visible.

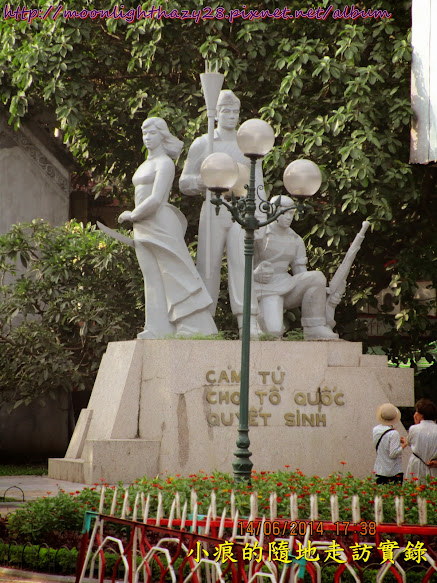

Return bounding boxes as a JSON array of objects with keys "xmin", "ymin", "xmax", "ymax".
[{"xmin": 0, "ymin": 220, "xmax": 143, "ymax": 410}]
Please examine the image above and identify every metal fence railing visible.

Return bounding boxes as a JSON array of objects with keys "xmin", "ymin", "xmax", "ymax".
[{"xmin": 75, "ymin": 486, "xmax": 437, "ymax": 583}]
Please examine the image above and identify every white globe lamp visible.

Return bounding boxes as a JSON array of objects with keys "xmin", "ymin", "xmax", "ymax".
[
  {"xmin": 237, "ymin": 119, "xmax": 275, "ymax": 158},
  {"xmin": 283, "ymin": 159, "xmax": 322, "ymax": 196},
  {"xmin": 200, "ymin": 153, "xmax": 239, "ymax": 191}
]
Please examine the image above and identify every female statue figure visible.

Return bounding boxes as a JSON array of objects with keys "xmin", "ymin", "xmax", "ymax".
[{"xmin": 118, "ymin": 117, "xmax": 217, "ymax": 339}]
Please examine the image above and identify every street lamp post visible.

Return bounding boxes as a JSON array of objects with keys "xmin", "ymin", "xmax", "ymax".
[{"xmin": 200, "ymin": 119, "xmax": 322, "ymax": 482}]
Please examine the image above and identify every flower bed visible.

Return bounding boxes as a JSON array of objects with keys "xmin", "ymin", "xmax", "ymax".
[{"xmin": 5, "ymin": 469, "xmax": 437, "ymax": 547}]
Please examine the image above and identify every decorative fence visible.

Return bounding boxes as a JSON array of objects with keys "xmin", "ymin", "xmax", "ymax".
[{"xmin": 75, "ymin": 486, "xmax": 437, "ymax": 583}]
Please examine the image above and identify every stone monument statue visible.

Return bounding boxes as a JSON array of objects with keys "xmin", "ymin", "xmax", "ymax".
[
  {"xmin": 50, "ymin": 79, "xmax": 413, "ymax": 488},
  {"xmin": 118, "ymin": 117, "xmax": 217, "ymax": 339},
  {"xmin": 254, "ymin": 195, "xmax": 339, "ymax": 340},
  {"xmin": 179, "ymin": 90, "xmax": 263, "ymax": 336}
]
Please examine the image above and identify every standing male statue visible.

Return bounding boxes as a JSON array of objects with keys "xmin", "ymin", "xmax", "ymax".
[{"xmin": 179, "ymin": 90, "xmax": 263, "ymax": 336}]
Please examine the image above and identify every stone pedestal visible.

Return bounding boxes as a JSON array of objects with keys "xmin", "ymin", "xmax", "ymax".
[{"xmin": 49, "ymin": 339, "xmax": 414, "ymax": 484}]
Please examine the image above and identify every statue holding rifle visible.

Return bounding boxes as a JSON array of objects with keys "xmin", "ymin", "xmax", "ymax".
[
  {"xmin": 179, "ymin": 84, "xmax": 264, "ymax": 337},
  {"xmin": 253, "ymin": 195, "xmax": 339, "ymax": 339},
  {"xmin": 97, "ymin": 60, "xmax": 368, "ymax": 341},
  {"xmin": 253, "ymin": 192, "xmax": 369, "ymax": 339}
]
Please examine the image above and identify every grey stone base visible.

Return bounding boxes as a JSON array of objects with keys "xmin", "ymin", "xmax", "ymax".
[
  {"xmin": 49, "ymin": 339, "xmax": 414, "ymax": 484},
  {"xmin": 49, "ymin": 439, "xmax": 159, "ymax": 484}
]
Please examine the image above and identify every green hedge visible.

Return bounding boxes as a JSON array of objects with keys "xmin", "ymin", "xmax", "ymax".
[
  {"xmin": 0, "ymin": 542, "xmax": 432, "ymax": 582},
  {"xmin": 0, "ymin": 542, "xmax": 121, "ymax": 576}
]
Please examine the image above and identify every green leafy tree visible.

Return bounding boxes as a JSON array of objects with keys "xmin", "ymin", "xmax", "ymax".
[
  {"xmin": 0, "ymin": 220, "xmax": 143, "ymax": 409},
  {"xmin": 1, "ymin": 0, "xmax": 436, "ymax": 373}
]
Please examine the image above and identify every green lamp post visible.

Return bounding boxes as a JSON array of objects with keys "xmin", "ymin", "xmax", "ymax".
[{"xmin": 200, "ymin": 119, "xmax": 322, "ymax": 482}]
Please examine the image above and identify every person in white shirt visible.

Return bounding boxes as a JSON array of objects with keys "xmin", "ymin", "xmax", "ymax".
[
  {"xmin": 373, "ymin": 403, "xmax": 403, "ymax": 484},
  {"xmin": 401, "ymin": 398, "xmax": 437, "ymax": 481}
]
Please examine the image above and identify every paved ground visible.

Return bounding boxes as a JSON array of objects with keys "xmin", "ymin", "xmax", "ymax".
[
  {"xmin": 0, "ymin": 475, "xmax": 91, "ymax": 517},
  {"xmin": 0, "ymin": 567, "xmax": 77, "ymax": 582},
  {"xmin": 0, "ymin": 567, "xmax": 117, "ymax": 582}
]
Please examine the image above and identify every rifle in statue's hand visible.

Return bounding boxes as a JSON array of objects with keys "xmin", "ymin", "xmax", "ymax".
[{"xmin": 326, "ymin": 220, "xmax": 370, "ymax": 328}]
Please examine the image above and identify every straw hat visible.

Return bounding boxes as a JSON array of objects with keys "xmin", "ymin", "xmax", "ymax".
[{"xmin": 376, "ymin": 403, "xmax": 401, "ymax": 426}]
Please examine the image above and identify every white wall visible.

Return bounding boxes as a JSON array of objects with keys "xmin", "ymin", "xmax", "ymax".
[
  {"xmin": 0, "ymin": 118, "xmax": 70, "ymax": 234},
  {"xmin": 410, "ymin": 0, "xmax": 437, "ymax": 163}
]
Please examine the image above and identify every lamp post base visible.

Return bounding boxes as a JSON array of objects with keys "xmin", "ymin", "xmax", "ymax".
[{"xmin": 232, "ymin": 429, "xmax": 253, "ymax": 482}]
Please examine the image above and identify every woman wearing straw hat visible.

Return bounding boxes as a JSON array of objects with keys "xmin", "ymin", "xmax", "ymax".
[{"xmin": 373, "ymin": 403, "xmax": 403, "ymax": 484}]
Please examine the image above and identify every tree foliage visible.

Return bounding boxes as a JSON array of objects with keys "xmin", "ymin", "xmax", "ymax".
[
  {"xmin": 1, "ymin": 0, "xmax": 436, "ymax": 378},
  {"xmin": 0, "ymin": 220, "xmax": 143, "ymax": 409}
]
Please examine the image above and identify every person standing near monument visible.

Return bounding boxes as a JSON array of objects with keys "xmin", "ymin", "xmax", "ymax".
[
  {"xmin": 372, "ymin": 403, "xmax": 403, "ymax": 485},
  {"xmin": 401, "ymin": 398, "xmax": 437, "ymax": 481},
  {"xmin": 179, "ymin": 90, "xmax": 262, "ymax": 336}
]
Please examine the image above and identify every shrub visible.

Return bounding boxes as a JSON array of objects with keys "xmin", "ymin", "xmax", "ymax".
[{"xmin": 0, "ymin": 220, "xmax": 143, "ymax": 410}]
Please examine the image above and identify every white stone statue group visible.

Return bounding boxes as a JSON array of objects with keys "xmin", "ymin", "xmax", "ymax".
[{"xmin": 117, "ymin": 90, "xmax": 353, "ymax": 341}]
